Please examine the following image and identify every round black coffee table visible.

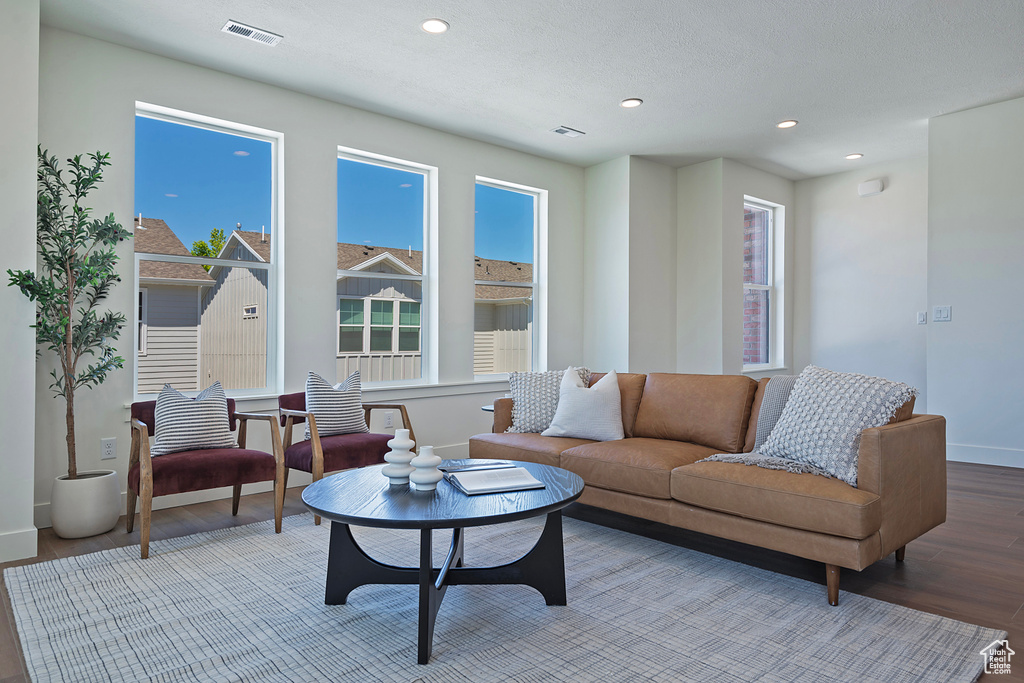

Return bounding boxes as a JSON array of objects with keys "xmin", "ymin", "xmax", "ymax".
[{"xmin": 302, "ymin": 459, "xmax": 584, "ymax": 664}]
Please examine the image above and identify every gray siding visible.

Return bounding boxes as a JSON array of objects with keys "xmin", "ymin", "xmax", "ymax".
[
  {"xmin": 138, "ymin": 285, "xmax": 199, "ymax": 393},
  {"xmin": 336, "ymin": 273, "xmax": 422, "ymax": 382},
  {"xmin": 200, "ymin": 243, "xmax": 268, "ymax": 390}
]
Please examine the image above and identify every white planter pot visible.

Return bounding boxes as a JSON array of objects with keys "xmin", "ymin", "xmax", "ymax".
[{"xmin": 51, "ymin": 470, "xmax": 121, "ymax": 539}]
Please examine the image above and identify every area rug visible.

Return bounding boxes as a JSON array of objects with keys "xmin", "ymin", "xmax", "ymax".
[{"xmin": 5, "ymin": 515, "xmax": 1003, "ymax": 682}]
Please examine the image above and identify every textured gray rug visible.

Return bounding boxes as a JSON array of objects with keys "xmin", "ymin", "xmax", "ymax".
[{"xmin": 5, "ymin": 514, "xmax": 1002, "ymax": 682}]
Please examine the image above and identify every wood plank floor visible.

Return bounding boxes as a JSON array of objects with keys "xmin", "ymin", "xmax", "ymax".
[{"xmin": 1, "ymin": 461, "xmax": 1021, "ymax": 682}]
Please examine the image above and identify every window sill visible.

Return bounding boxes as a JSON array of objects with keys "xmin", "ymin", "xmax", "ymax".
[{"xmin": 742, "ymin": 365, "xmax": 788, "ymax": 376}]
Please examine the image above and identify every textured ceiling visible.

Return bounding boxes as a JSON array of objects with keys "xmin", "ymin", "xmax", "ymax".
[{"xmin": 40, "ymin": 0, "xmax": 1024, "ymax": 179}]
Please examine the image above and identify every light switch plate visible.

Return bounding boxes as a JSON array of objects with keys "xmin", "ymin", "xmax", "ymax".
[
  {"xmin": 933, "ymin": 305, "xmax": 952, "ymax": 322},
  {"xmin": 917, "ymin": 311, "xmax": 927, "ymax": 325}
]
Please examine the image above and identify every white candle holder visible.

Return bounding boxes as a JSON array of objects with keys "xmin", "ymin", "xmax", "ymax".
[
  {"xmin": 409, "ymin": 445, "xmax": 443, "ymax": 492},
  {"xmin": 381, "ymin": 429, "xmax": 416, "ymax": 485}
]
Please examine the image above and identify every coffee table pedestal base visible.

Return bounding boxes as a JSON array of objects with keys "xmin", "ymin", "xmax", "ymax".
[{"xmin": 324, "ymin": 511, "xmax": 567, "ymax": 664}]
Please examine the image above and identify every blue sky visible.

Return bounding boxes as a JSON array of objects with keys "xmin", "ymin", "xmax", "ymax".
[
  {"xmin": 135, "ymin": 115, "xmax": 534, "ymax": 263},
  {"xmin": 134, "ymin": 116, "xmax": 272, "ymax": 250}
]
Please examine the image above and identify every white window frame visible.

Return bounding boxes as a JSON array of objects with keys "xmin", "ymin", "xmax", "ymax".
[
  {"xmin": 133, "ymin": 102, "xmax": 284, "ymax": 400},
  {"xmin": 137, "ymin": 288, "xmax": 148, "ymax": 356},
  {"xmin": 742, "ymin": 196, "xmax": 785, "ymax": 372},
  {"xmin": 242, "ymin": 304, "xmax": 258, "ymax": 319},
  {"xmin": 473, "ymin": 177, "xmax": 546, "ymax": 379},
  {"xmin": 336, "ymin": 147, "xmax": 436, "ymax": 386}
]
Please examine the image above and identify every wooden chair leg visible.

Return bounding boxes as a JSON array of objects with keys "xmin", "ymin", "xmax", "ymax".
[
  {"xmin": 126, "ymin": 487, "xmax": 137, "ymax": 533},
  {"xmin": 826, "ymin": 564, "xmax": 840, "ymax": 606},
  {"xmin": 140, "ymin": 489, "xmax": 152, "ymax": 560},
  {"xmin": 274, "ymin": 469, "xmax": 285, "ymax": 534},
  {"xmin": 312, "ymin": 461, "xmax": 324, "ymax": 526},
  {"xmin": 895, "ymin": 546, "xmax": 906, "ymax": 562},
  {"xmin": 232, "ymin": 484, "xmax": 242, "ymax": 516}
]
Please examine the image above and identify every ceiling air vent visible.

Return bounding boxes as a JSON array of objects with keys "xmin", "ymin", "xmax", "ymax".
[
  {"xmin": 551, "ymin": 126, "xmax": 585, "ymax": 138},
  {"xmin": 222, "ymin": 20, "xmax": 283, "ymax": 47}
]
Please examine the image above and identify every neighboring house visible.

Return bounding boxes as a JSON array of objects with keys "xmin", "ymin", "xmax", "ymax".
[
  {"xmin": 334, "ymin": 243, "xmax": 533, "ymax": 381},
  {"xmin": 134, "ymin": 218, "xmax": 211, "ymax": 394},
  {"xmin": 202, "ymin": 231, "xmax": 270, "ymax": 390},
  {"xmin": 138, "ymin": 224, "xmax": 532, "ymax": 389}
]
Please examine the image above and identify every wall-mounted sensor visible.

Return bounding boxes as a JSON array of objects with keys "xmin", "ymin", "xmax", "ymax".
[{"xmin": 858, "ymin": 179, "xmax": 884, "ymax": 197}]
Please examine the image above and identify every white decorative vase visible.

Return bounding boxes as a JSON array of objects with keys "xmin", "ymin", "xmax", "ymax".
[
  {"xmin": 409, "ymin": 446, "xmax": 443, "ymax": 492},
  {"xmin": 50, "ymin": 470, "xmax": 120, "ymax": 539},
  {"xmin": 382, "ymin": 429, "xmax": 416, "ymax": 485}
]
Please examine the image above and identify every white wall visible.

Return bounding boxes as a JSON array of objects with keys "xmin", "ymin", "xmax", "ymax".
[
  {"xmin": 583, "ymin": 157, "xmax": 631, "ymax": 371},
  {"xmin": 0, "ymin": 0, "xmax": 39, "ymax": 562},
  {"xmin": 928, "ymin": 97, "xmax": 1024, "ymax": 468},
  {"xmin": 792, "ymin": 157, "xmax": 928, "ymax": 402},
  {"xmin": 31, "ymin": 27, "xmax": 586, "ymax": 526},
  {"xmin": 676, "ymin": 159, "xmax": 794, "ymax": 375},
  {"xmin": 628, "ymin": 157, "xmax": 677, "ymax": 373},
  {"xmin": 676, "ymin": 159, "xmax": 724, "ymax": 373}
]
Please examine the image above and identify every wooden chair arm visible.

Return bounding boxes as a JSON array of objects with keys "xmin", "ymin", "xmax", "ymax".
[
  {"xmin": 234, "ymin": 412, "xmax": 284, "ymax": 468},
  {"xmin": 279, "ymin": 408, "xmax": 310, "ymax": 419},
  {"xmin": 129, "ymin": 418, "xmax": 153, "ymax": 498},
  {"xmin": 362, "ymin": 403, "xmax": 416, "ymax": 445}
]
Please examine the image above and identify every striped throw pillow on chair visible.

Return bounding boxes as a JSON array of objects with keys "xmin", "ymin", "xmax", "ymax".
[
  {"xmin": 304, "ymin": 371, "xmax": 369, "ymax": 440},
  {"xmin": 151, "ymin": 381, "xmax": 236, "ymax": 456}
]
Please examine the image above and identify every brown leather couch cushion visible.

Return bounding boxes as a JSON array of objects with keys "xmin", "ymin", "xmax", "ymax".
[
  {"xmin": 671, "ymin": 461, "xmax": 882, "ymax": 539},
  {"xmin": 632, "ymin": 374, "xmax": 758, "ymax": 453},
  {"xmin": 561, "ymin": 438, "xmax": 718, "ymax": 499},
  {"xmin": 469, "ymin": 432, "xmax": 595, "ymax": 467},
  {"xmin": 743, "ymin": 378, "xmax": 771, "ymax": 452},
  {"xmin": 588, "ymin": 372, "xmax": 647, "ymax": 437}
]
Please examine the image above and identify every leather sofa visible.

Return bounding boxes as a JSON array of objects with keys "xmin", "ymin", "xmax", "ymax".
[{"xmin": 469, "ymin": 372, "xmax": 946, "ymax": 605}]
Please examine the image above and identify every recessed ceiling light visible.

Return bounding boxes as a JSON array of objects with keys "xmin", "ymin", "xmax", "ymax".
[
  {"xmin": 776, "ymin": 120, "xmax": 798, "ymax": 129},
  {"xmin": 845, "ymin": 153, "xmax": 864, "ymax": 160},
  {"xmin": 620, "ymin": 98, "xmax": 644, "ymax": 108},
  {"xmin": 421, "ymin": 18, "xmax": 449, "ymax": 33}
]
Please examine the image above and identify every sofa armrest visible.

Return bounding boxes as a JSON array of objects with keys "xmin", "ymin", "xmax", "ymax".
[
  {"xmin": 857, "ymin": 414, "xmax": 946, "ymax": 556},
  {"xmin": 492, "ymin": 398, "xmax": 513, "ymax": 433}
]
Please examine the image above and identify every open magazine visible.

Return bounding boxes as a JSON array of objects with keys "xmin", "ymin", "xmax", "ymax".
[{"xmin": 444, "ymin": 467, "xmax": 545, "ymax": 495}]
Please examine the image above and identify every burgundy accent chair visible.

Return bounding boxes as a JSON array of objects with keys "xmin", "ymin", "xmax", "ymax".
[
  {"xmin": 277, "ymin": 392, "xmax": 415, "ymax": 524},
  {"xmin": 128, "ymin": 399, "xmax": 285, "ymax": 558}
]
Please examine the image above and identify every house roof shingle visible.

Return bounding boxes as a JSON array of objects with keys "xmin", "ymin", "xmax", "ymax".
[
  {"xmin": 134, "ymin": 218, "xmax": 212, "ymax": 282},
  {"xmin": 141, "ymin": 222, "xmax": 532, "ymax": 300}
]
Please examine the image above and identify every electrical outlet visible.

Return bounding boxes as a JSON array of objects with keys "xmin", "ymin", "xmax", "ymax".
[
  {"xmin": 917, "ymin": 311, "xmax": 927, "ymax": 325},
  {"xmin": 101, "ymin": 437, "xmax": 116, "ymax": 460},
  {"xmin": 384, "ymin": 411, "xmax": 395, "ymax": 428}
]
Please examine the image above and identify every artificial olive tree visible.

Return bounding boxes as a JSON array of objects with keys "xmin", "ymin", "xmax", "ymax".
[{"xmin": 8, "ymin": 148, "xmax": 131, "ymax": 479}]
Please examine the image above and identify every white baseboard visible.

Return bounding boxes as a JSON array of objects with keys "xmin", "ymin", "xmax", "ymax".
[
  {"xmin": 948, "ymin": 443, "xmax": 1024, "ymax": 469},
  {"xmin": 0, "ymin": 527, "xmax": 38, "ymax": 563},
  {"xmin": 33, "ymin": 443, "xmax": 472, "ymax": 528}
]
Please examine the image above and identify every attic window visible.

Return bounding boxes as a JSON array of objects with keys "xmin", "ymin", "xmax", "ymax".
[{"xmin": 243, "ymin": 304, "xmax": 258, "ymax": 318}]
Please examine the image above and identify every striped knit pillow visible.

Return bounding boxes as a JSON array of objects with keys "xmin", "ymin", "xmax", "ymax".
[
  {"xmin": 304, "ymin": 371, "xmax": 369, "ymax": 440},
  {"xmin": 151, "ymin": 382, "xmax": 236, "ymax": 456}
]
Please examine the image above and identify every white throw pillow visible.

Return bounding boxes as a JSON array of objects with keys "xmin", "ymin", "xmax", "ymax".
[
  {"xmin": 151, "ymin": 381, "xmax": 236, "ymax": 456},
  {"xmin": 507, "ymin": 367, "xmax": 590, "ymax": 433},
  {"xmin": 542, "ymin": 369, "xmax": 624, "ymax": 441},
  {"xmin": 305, "ymin": 371, "xmax": 369, "ymax": 440}
]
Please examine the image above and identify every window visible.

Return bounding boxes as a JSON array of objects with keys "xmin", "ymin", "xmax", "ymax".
[
  {"xmin": 474, "ymin": 178, "xmax": 542, "ymax": 376},
  {"xmin": 337, "ymin": 298, "xmax": 421, "ymax": 354},
  {"xmin": 742, "ymin": 197, "xmax": 783, "ymax": 369},
  {"xmin": 336, "ymin": 148, "xmax": 433, "ymax": 384},
  {"xmin": 137, "ymin": 288, "xmax": 148, "ymax": 355},
  {"xmin": 134, "ymin": 103, "xmax": 282, "ymax": 397}
]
